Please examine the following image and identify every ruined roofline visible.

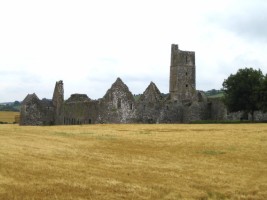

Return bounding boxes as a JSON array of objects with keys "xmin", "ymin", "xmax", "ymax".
[
  {"xmin": 138, "ymin": 81, "xmax": 164, "ymax": 102},
  {"xmin": 145, "ymin": 82, "xmax": 162, "ymax": 94},
  {"xmin": 65, "ymin": 93, "xmax": 91, "ymax": 103},
  {"xmin": 22, "ymin": 93, "xmax": 39, "ymax": 104},
  {"xmin": 21, "ymin": 43, "xmax": 250, "ymax": 125},
  {"xmin": 171, "ymin": 44, "xmax": 195, "ymax": 54},
  {"xmin": 179, "ymin": 50, "xmax": 195, "ymax": 54},
  {"xmin": 104, "ymin": 77, "xmax": 133, "ymax": 95},
  {"xmin": 62, "ymin": 78, "xmax": 166, "ymax": 103}
]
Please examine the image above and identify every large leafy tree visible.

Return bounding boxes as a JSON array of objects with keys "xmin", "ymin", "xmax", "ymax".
[
  {"xmin": 222, "ymin": 68, "xmax": 264, "ymax": 120},
  {"xmin": 259, "ymin": 75, "xmax": 267, "ymax": 112}
]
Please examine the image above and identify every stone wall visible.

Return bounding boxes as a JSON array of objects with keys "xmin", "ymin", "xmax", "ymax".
[
  {"xmin": 136, "ymin": 82, "xmax": 164, "ymax": 123},
  {"xmin": 20, "ymin": 79, "xmax": 267, "ymax": 125},
  {"xmin": 21, "ymin": 44, "xmax": 267, "ymax": 125},
  {"xmin": 250, "ymin": 111, "xmax": 267, "ymax": 121},
  {"xmin": 208, "ymin": 98, "xmax": 228, "ymax": 121},
  {"xmin": 158, "ymin": 100, "xmax": 184, "ymax": 123},
  {"xmin": 20, "ymin": 94, "xmax": 54, "ymax": 125},
  {"xmin": 64, "ymin": 99, "xmax": 99, "ymax": 125},
  {"xmin": 169, "ymin": 44, "xmax": 196, "ymax": 102},
  {"xmin": 52, "ymin": 80, "xmax": 64, "ymax": 125},
  {"xmin": 96, "ymin": 78, "xmax": 136, "ymax": 123},
  {"xmin": 41, "ymin": 98, "xmax": 55, "ymax": 125},
  {"xmin": 226, "ymin": 111, "xmax": 267, "ymax": 121}
]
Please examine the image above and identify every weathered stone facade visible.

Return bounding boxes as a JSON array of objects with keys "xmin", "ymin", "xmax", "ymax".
[
  {"xmin": 20, "ymin": 94, "xmax": 54, "ymax": 125},
  {"xmin": 52, "ymin": 80, "xmax": 64, "ymax": 125},
  {"xmin": 169, "ymin": 44, "xmax": 196, "ymax": 102},
  {"xmin": 20, "ymin": 44, "xmax": 267, "ymax": 125}
]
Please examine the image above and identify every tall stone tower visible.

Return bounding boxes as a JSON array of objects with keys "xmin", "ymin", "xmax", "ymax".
[
  {"xmin": 52, "ymin": 80, "xmax": 64, "ymax": 125},
  {"xmin": 169, "ymin": 44, "xmax": 196, "ymax": 102}
]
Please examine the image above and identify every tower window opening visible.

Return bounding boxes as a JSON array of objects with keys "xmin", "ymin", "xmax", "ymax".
[
  {"xmin": 186, "ymin": 84, "xmax": 188, "ymax": 88},
  {"xmin": 186, "ymin": 72, "xmax": 188, "ymax": 76},
  {"xmin": 186, "ymin": 56, "xmax": 188, "ymax": 63},
  {"xmin": 130, "ymin": 103, "xmax": 133, "ymax": 110}
]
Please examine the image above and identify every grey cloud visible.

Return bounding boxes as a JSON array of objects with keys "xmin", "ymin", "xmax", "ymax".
[
  {"xmin": 0, "ymin": 70, "xmax": 47, "ymax": 102},
  {"xmin": 208, "ymin": 55, "xmax": 265, "ymax": 90},
  {"xmin": 0, "ymin": 69, "xmax": 42, "ymax": 84},
  {"xmin": 226, "ymin": 11, "xmax": 267, "ymax": 42},
  {"xmin": 232, "ymin": 54, "xmax": 262, "ymax": 69},
  {"xmin": 206, "ymin": 1, "xmax": 267, "ymax": 42},
  {"xmin": 217, "ymin": 53, "xmax": 263, "ymax": 76}
]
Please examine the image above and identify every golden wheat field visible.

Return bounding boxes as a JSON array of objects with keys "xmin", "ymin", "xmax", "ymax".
[
  {"xmin": 0, "ymin": 111, "xmax": 19, "ymax": 123},
  {"xmin": 0, "ymin": 124, "xmax": 266, "ymax": 200}
]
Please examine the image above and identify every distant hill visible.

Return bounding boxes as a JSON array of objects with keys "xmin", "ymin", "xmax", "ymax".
[
  {"xmin": 0, "ymin": 101, "xmax": 21, "ymax": 112},
  {"xmin": 134, "ymin": 90, "xmax": 224, "ymax": 100},
  {"xmin": 204, "ymin": 89, "xmax": 224, "ymax": 98}
]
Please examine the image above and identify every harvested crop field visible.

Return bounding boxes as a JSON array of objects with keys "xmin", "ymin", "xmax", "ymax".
[
  {"xmin": 0, "ymin": 112, "xmax": 19, "ymax": 124},
  {"xmin": 0, "ymin": 124, "xmax": 266, "ymax": 199}
]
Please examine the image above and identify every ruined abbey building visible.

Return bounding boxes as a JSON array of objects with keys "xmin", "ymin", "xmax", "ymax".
[{"xmin": 19, "ymin": 44, "xmax": 267, "ymax": 125}]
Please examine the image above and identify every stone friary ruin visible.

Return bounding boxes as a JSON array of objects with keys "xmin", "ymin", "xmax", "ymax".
[{"xmin": 20, "ymin": 44, "xmax": 267, "ymax": 125}]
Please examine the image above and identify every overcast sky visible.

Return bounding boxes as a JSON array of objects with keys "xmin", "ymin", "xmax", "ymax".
[{"xmin": 0, "ymin": 0, "xmax": 267, "ymax": 102}]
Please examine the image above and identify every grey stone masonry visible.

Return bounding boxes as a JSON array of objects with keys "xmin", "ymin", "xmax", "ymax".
[
  {"xmin": 20, "ymin": 44, "xmax": 267, "ymax": 125},
  {"xmin": 169, "ymin": 44, "xmax": 196, "ymax": 102}
]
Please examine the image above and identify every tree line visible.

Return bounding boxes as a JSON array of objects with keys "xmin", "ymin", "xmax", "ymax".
[{"xmin": 0, "ymin": 101, "xmax": 21, "ymax": 112}]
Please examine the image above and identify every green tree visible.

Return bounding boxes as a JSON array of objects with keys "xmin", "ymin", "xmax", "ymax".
[
  {"xmin": 259, "ymin": 75, "xmax": 267, "ymax": 112},
  {"xmin": 222, "ymin": 68, "xmax": 264, "ymax": 121},
  {"xmin": 13, "ymin": 101, "xmax": 20, "ymax": 106}
]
